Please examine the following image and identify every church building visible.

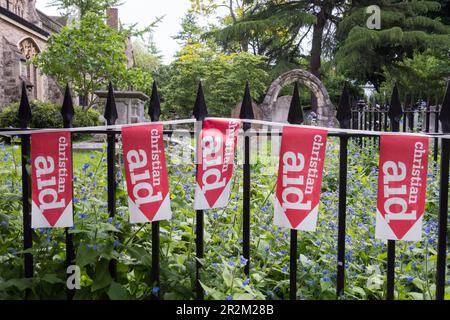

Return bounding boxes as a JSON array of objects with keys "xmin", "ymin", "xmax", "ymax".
[{"xmin": 0, "ymin": 0, "xmax": 65, "ymax": 109}]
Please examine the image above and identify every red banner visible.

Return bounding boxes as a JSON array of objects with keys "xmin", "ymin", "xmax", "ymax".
[
  {"xmin": 122, "ymin": 124, "xmax": 171, "ymax": 223},
  {"xmin": 274, "ymin": 126, "xmax": 328, "ymax": 231},
  {"xmin": 194, "ymin": 119, "xmax": 240, "ymax": 210},
  {"xmin": 31, "ymin": 132, "xmax": 73, "ymax": 228},
  {"xmin": 376, "ymin": 134, "xmax": 429, "ymax": 241}
]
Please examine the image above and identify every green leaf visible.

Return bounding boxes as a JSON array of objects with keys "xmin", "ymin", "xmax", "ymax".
[
  {"xmin": 40, "ymin": 274, "xmax": 64, "ymax": 284},
  {"xmin": 0, "ymin": 278, "xmax": 33, "ymax": 291},
  {"xmin": 91, "ymin": 259, "xmax": 112, "ymax": 292},
  {"xmin": 351, "ymin": 286, "xmax": 366, "ymax": 298},
  {"xmin": 199, "ymin": 281, "xmax": 223, "ymax": 300},
  {"xmin": 76, "ymin": 245, "xmax": 99, "ymax": 267},
  {"xmin": 127, "ymin": 245, "xmax": 152, "ymax": 267},
  {"xmin": 408, "ymin": 292, "xmax": 424, "ymax": 300},
  {"xmin": 222, "ymin": 268, "xmax": 233, "ymax": 287},
  {"xmin": 233, "ymin": 293, "xmax": 254, "ymax": 300},
  {"xmin": 98, "ymin": 222, "xmax": 120, "ymax": 233},
  {"xmin": 107, "ymin": 281, "xmax": 129, "ymax": 300}
]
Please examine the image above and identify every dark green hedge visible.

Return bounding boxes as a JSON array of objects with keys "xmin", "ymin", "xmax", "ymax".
[
  {"xmin": 0, "ymin": 100, "xmax": 101, "ymax": 142},
  {"xmin": 0, "ymin": 100, "xmax": 100, "ymax": 129}
]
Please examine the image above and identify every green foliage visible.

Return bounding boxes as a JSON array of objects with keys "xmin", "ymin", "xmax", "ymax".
[
  {"xmin": 336, "ymin": 1, "xmax": 450, "ymax": 89},
  {"xmin": 174, "ymin": 13, "xmax": 205, "ymax": 46},
  {"xmin": 34, "ymin": 12, "xmax": 152, "ymax": 108},
  {"xmin": 381, "ymin": 51, "xmax": 450, "ymax": 97},
  {"xmin": 49, "ymin": 0, "xmax": 122, "ymax": 18},
  {"xmin": 210, "ymin": 1, "xmax": 317, "ymax": 57},
  {"xmin": 160, "ymin": 43, "xmax": 269, "ymax": 118},
  {"xmin": 321, "ymin": 61, "xmax": 365, "ymax": 105},
  {"xmin": 0, "ymin": 135, "xmax": 448, "ymax": 300},
  {"xmin": 133, "ymin": 40, "xmax": 163, "ymax": 76},
  {"xmin": 0, "ymin": 100, "xmax": 100, "ymax": 130}
]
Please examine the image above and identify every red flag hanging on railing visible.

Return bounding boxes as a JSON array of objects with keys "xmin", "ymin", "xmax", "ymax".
[
  {"xmin": 274, "ymin": 126, "xmax": 328, "ymax": 231},
  {"xmin": 194, "ymin": 119, "xmax": 240, "ymax": 210},
  {"xmin": 122, "ymin": 124, "xmax": 171, "ymax": 223},
  {"xmin": 31, "ymin": 132, "xmax": 73, "ymax": 228},
  {"xmin": 376, "ymin": 134, "xmax": 429, "ymax": 241}
]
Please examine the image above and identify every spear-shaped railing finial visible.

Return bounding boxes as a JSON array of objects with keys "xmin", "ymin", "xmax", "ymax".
[
  {"xmin": 193, "ymin": 81, "xmax": 208, "ymax": 121},
  {"xmin": 388, "ymin": 83, "xmax": 403, "ymax": 132},
  {"xmin": 18, "ymin": 81, "xmax": 32, "ymax": 129},
  {"xmin": 149, "ymin": 80, "xmax": 161, "ymax": 122},
  {"xmin": 104, "ymin": 82, "xmax": 118, "ymax": 125},
  {"xmin": 61, "ymin": 84, "xmax": 75, "ymax": 128},
  {"xmin": 336, "ymin": 82, "xmax": 351, "ymax": 129},
  {"xmin": 287, "ymin": 82, "xmax": 304, "ymax": 125},
  {"xmin": 439, "ymin": 80, "xmax": 450, "ymax": 133},
  {"xmin": 239, "ymin": 81, "xmax": 254, "ymax": 131}
]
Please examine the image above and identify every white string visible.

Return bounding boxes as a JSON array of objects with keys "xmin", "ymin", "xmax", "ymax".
[
  {"xmin": 0, "ymin": 116, "xmax": 448, "ymax": 139},
  {"xmin": 207, "ymin": 117, "xmax": 450, "ymax": 139},
  {"xmin": 0, "ymin": 118, "xmax": 198, "ymax": 136}
]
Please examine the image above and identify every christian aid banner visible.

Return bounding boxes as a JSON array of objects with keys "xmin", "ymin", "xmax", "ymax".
[
  {"xmin": 31, "ymin": 132, "xmax": 73, "ymax": 228},
  {"xmin": 376, "ymin": 134, "xmax": 429, "ymax": 241},
  {"xmin": 122, "ymin": 124, "xmax": 172, "ymax": 223},
  {"xmin": 274, "ymin": 126, "xmax": 328, "ymax": 231},
  {"xmin": 194, "ymin": 119, "xmax": 240, "ymax": 210}
]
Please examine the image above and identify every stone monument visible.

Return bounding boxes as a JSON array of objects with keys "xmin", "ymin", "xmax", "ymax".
[{"xmin": 94, "ymin": 90, "xmax": 149, "ymax": 124}]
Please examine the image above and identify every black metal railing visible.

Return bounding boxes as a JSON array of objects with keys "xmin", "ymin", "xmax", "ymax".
[{"xmin": 0, "ymin": 80, "xmax": 449, "ymax": 300}]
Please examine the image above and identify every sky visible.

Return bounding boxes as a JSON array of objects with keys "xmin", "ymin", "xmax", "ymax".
[{"xmin": 36, "ymin": 0, "xmax": 195, "ymax": 64}]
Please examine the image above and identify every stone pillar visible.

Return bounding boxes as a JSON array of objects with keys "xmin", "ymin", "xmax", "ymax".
[{"xmin": 94, "ymin": 90, "xmax": 149, "ymax": 125}]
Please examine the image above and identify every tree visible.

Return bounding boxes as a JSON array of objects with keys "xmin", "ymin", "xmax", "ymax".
[
  {"xmin": 34, "ymin": 12, "xmax": 152, "ymax": 109},
  {"xmin": 200, "ymin": 0, "xmax": 348, "ymax": 111},
  {"xmin": 49, "ymin": 0, "xmax": 121, "ymax": 18},
  {"xmin": 380, "ymin": 50, "xmax": 450, "ymax": 98},
  {"xmin": 133, "ymin": 34, "xmax": 163, "ymax": 75},
  {"xmin": 335, "ymin": 0, "xmax": 450, "ymax": 90},
  {"xmin": 173, "ymin": 13, "xmax": 205, "ymax": 46},
  {"xmin": 161, "ymin": 43, "xmax": 269, "ymax": 118},
  {"xmin": 190, "ymin": 0, "xmax": 263, "ymax": 52}
]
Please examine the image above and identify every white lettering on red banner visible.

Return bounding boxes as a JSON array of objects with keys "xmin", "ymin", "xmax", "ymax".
[
  {"xmin": 274, "ymin": 126, "xmax": 328, "ymax": 231},
  {"xmin": 194, "ymin": 119, "xmax": 240, "ymax": 210},
  {"xmin": 122, "ymin": 124, "xmax": 171, "ymax": 223},
  {"xmin": 376, "ymin": 134, "xmax": 429, "ymax": 241},
  {"xmin": 31, "ymin": 132, "xmax": 73, "ymax": 228}
]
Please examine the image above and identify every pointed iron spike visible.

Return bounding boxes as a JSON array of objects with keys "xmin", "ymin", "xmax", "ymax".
[
  {"xmin": 439, "ymin": 80, "xmax": 450, "ymax": 133},
  {"xmin": 18, "ymin": 81, "xmax": 32, "ymax": 129},
  {"xmin": 388, "ymin": 83, "xmax": 403, "ymax": 118},
  {"xmin": 336, "ymin": 82, "xmax": 351, "ymax": 129},
  {"xmin": 239, "ymin": 82, "xmax": 254, "ymax": 131},
  {"xmin": 388, "ymin": 83, "xmax": 403, "ymax": 132},
  {"xmin": 287, "ymin": 82, "xmax": 304, "ymax": 125},
  {"xmin": 240, "ymin": 82, "xmax": 254, "ymax": 119},
  {"xmin": 149, "ymin": 80, "xmax": 161, "ymax": 122},
  {"xmin": 104, "ymin": 82, "xmax": 118, "ymax": 125},
  {"xmin": 193, "ymin": 81, "xmax": 208, "ymax": 121},
  {"xmin": 61, "ymin": 84, "xmax": 75, "ymax": 128}
]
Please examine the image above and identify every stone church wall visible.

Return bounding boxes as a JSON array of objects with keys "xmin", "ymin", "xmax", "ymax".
[{"xmin": 0, "ymin": 3, "xmax": 63, "ymax": 109}]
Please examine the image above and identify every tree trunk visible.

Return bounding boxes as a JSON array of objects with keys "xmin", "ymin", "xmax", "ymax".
[
  {"xmin": 241, "ymin": 39, "xmax": 249, "ymax": 52},
  {"xmin": 309, "ymin": 7, "xmax": 327, "ymax": 112},
  {"xmin": 79, "ymin": 95, "xmax": 88, "ymax": 109}
]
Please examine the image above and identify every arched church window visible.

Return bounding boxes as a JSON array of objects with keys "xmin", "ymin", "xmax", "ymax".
[{"xmin": 19, "ymin": 38, "xmax": 41, "ymax": 99}]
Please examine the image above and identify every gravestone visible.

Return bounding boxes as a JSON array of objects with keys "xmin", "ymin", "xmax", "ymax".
[
  {"xmin": 230, "ymin": 100, "xmax": 262, "ymax": 119},
  {"xmin": 271, "ymin": 96, "xmax": 291, "ymax": 123}
]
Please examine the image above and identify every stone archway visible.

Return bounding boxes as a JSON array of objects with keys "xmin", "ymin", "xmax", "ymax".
[{"xmin": 260, "ymin": 69, "xmax": 335, "ymax": 126}]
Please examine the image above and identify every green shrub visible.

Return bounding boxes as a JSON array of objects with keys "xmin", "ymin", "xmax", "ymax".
[{"xmin": 0, "ymin": 100, "xmax": 100, "ymax": 129}]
